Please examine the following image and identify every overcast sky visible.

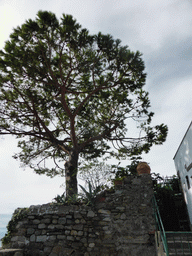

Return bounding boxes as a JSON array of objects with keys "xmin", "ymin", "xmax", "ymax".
[{"xmin": 0, "ymin": 0, "xmax": 192, "ymax": 213}]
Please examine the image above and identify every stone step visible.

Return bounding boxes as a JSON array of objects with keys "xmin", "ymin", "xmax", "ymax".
[
  {"xmin": 165, "ymin": 233, "xmax": 192, "ymax": 255},
  {"xmin": 167, "ymin": 241, "xmax": 192, "ymax": 254},
  {"xmin": 0, "ymin": 249, "xmax": 23, "ymax": 256},
  {"xmin": 169, "ymin": 247, "xmax": 192, "ymax": 252},
  {"xmin": 169, "ymin": 252, "xmax": 192, "ymax": 256},
  {"xmin": 167, "ymin": 241, "xmax": 192, "ymax": 246},
  {"xmin": 166, "ymin": 234, "xmax": 192, "ymax": 240}
]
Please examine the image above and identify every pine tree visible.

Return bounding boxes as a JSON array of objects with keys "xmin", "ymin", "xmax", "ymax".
[{"xmin": 0, "ymin": 11, "xmax": 168, "ymax": 197}]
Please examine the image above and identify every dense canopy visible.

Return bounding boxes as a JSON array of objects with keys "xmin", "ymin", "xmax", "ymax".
[{"xmin": 0, "ymin": 11, "xmax": 168, "ymax": 196}]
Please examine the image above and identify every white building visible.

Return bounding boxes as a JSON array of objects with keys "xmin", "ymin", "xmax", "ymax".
[{"xmin": 174, "ymin": 121, "xmax": 192, "ymax": 229}]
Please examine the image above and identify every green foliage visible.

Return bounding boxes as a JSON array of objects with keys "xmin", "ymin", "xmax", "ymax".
[
  {"xmin": 112, "ymin": 158, "xmax": 141, "ymax": 180},
  {"xmin": 79, "ymin": 181, "xmax": 101, "ymax": 206},
  {"xmin": 78, "ymin": 160, "xmax": 114, "ymax": 190},
  {"xmin": 0, "ymin": 10, "xmax": 168, "ymax": 196},
  {"xmin": 53, "ymin": 193, "xmax": 67, "ymax": 204},
  {"xmin": 53, "ymin": 193, "xmax": 80, "ymax": 205},
  {"xmin": 113, "ymin": 166, "xmax": 129, "ymax": 180},
  {"xmin": 153, "ymin": 175, "xmax": 190, "ymax": 231},
  {"xmin": 53, "ymin": 181, "xmax": 101, "ymax": 206},
  {"xmin": 2, "ymin": 208, "xmax": 28, "ymax": 246}
]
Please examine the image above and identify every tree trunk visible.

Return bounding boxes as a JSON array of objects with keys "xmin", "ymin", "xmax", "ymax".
[{"xmin": 64, "ymin": 150, "xmax": 79, "ymax": 198}]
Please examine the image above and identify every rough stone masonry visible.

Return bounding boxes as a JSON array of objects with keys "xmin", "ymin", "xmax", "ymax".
[{"xmin": 1, "ymin": 174, "xmax": 156, "ymax": 256}]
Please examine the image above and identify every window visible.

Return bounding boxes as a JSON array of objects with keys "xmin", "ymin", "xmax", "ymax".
[{"xmin": 186, "ymin": 175, "xmax": 191, "ymax": 189}]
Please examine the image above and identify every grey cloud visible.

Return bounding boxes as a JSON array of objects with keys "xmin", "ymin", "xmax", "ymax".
[{"xmin": 145, "ymin": 36, "xmax": 192, "ymax": 92}]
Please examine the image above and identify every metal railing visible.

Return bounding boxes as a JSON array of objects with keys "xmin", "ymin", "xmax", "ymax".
[{"xmin": 152, "ymin": 195, "xmax": 169, "ymax": 256}]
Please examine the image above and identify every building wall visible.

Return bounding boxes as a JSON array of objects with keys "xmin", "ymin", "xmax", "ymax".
[
  {"xmin": 174, "ymin": 122, "xmax": 192, "ymax": 227},
  {"xmin": 3, "ymin": 174, "xmax": 156, "ymax": 256}
]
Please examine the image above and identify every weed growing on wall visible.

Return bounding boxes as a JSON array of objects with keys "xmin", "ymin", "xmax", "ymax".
[{"xmin": 2, "ymin": 208, "xmax": 29, "ymax": 246}]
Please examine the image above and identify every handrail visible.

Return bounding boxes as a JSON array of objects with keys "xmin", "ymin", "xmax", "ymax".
[{"xmin": 152, "ymin": 195, "xmax": 169, "ymax": 256}]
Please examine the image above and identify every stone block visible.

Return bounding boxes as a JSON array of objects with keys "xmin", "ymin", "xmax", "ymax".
[
  {"xmin": 57, "ymin": 235, "xmax": 65, "ymax": 239},
  {"xmin": 52, "ymin": 215, "xmax": 59, "ymax": 219},
  {"xmin": 36, "ymin": 235, "xmax": 47, "ymax": 242},
  {"xmin": 87, "ymin": 211, "xmax": 95, "ymax": 217},
  {"xmin": 102, "ymin": 217, "xmax": 111, "ymax": 222},
  {"xmin": 80, "ymin": 237, "xmax": 87, "ymax": 244},
  {"xmin": 33, "ymin": 219, "xmax": 40, "ymax": 224},
  {"xmin": 73, "ymin": 224, "xmax": 83, "ymax": 231},
  {"xmin": 71, "ymin": 241, "xmax": 83, "ymax": 249},
  {"xmin": 11, "ymin": 236, "xmax": 19, "ymax": 242},
  {"xmin": 16, "ymin": 228, "xmax": 26, "ymax": 236},
  {"xmin": 41, "ymin": 218, "xmax": 51, "ymax": 224},
  {"xmin": 48, "ymin": 224, "xmax": 55, "ymax": 229},
  {"xmin": 120, "ymin": 213, "xmax": 126, "ymax": 220},
  {"xmin": 65, "ymin": 230, "xmax": 70, "ymax": 235},
  {"xmin": 41, "ymin": 230, "xmax": 47, "ymax": 235},
  {"xmin": 51, "ymin": 245, "xmax": 62, "ymax": 254},
  {"xmin": 44, "ymin": 240, "xmax": 55, "ymax": 247},
  {"xmin": 88, "ymin": 233, "xmax": 96, "ymax": 238},
  {"xmin": 77, "ymin": 231, "xmax": 83, "ymax": 236},
  {"xmin": 28, "ymin": 216, "xmax": 35, "ymax": 219},
  {"xmin": 81, "ymin": 219, "xmax": 86, "ymax": 224},
  {"xmin": 30, "ymin": 234, "xmax": 35, "ymax": 242},
  {"xmin": 98, "ymin": 209, "xmax": 111, "ymax": 215},
  {"xmin": 71, "ymin": 230, "xmax": 78, "ymax": 236},
  {"xmin": 14, "ymin": 251, "xmax": 23, "ymax": 256},
  {"xmin": 67, "ymin": 236, "xmax": 75, "ymax": 241},
  {"xmin": 89, "ymin": 242, "xmax": 95, "ymax": 248},
  {"xmin": 74, "ymin": 212, "xmax": 82, "ymax": 219},
  {"xmin": 27, "ymin": 228, "xmax": 35, "ymax": 235},
  {"xmin": 55, "ymin": 224, "xmax": 64, "ymax": 229},
  {"xmin": 35, "ymin": 230, "xmax": 41, "ymax": 235},
  {"xmin": 38, "ymin": 223, "xmax": 46, "ymax": 229},
  {"xmin": 47, "ymin": 235, "xmax": 56, "ymax": 240},
  {"xmin": 44, "ymin": 246, "xmax": 52, "ymax": 254},
  {"xmin": 58, "ymin": 217, "xmax": 66, "ymax": 224},
  {"xmin": 98, "ymin": 221, "xmax": 109, "ymax": 226},
  {"xmin": 0, "ymin": 249, "xmax": 23, "ymax": 256},
  {"xmin": 116, "ymin": 207, "xmax": 125, "ymax": 211},
  {"xmin": 16, "ymin": 223, "xmax": 22, "ymax": 229}
]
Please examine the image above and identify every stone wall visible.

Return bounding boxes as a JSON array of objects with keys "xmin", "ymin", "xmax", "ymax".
[{"xmin": 2, "ymin": 174, "xmax": 156, "ymax": 256}]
